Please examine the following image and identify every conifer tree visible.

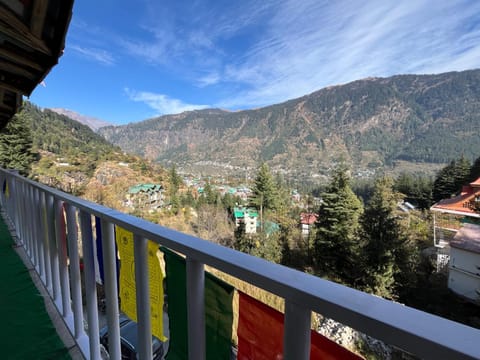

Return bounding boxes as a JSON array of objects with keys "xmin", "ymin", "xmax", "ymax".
[
  {"xmin": 360, "ymin": 176, "xmax": 404, "ymax": 299},
  {"xmin": 469, "ymin": 155, "xmax": 480, "ymax": 182},
  {"xmin": 314, "ymin": 165, "xmax": 363, "ymax": 286},
  {"xmin": 432, "ymin": 156, "xmax": 471, "ymax": 202},
  {"xmin": 253, "ymin": 163, "xmax": 279, "ymax": 211},
  {"xmin": 0, "ymin": 111, "xmax": 35, "ymax": 175}
]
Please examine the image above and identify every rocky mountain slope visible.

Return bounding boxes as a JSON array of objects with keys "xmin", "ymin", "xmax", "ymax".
[
  {"xmin": 98, "ymin": 69, "xmax": 480, "ymax": 181},
  {"xmin": 50, "ymin": 108, "xmax": 111, "ymax": 131},
  {"xmin": 22, "ymin": 102, "xmax": 165, "ymax": 201}
]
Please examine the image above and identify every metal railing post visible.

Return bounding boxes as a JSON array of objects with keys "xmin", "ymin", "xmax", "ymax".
[
  {"xmin": 283, "ymin": 301, "xmax": 311, "ymax": 360},
  {"xmin": 40, "ymin": 190, "xmax": 52, "ymax": 290},
  {"xmin": 101, "ymin": 219, "xmax": 121, "ymax": 360},
  {"xmin": 80, "ymin": 210, "xmax": 101, "ymax": 360},
  {"xmin": 186, "ymin": 257, "xmax": 205, "ymax": 360},
  {"xmin": 26, "ymin": 185, "xmax": 34, "ymax": 261},
  {"xmin": 46, "ymin": 193, "xmax": 61, "ymax": 300},
  {"xmin": 10, "ymin": 176, "xmax": 20, "ymax": 237},
  {"xmin": 55, "ymin": 199, "xmax": 72, "ymax": 319},
  {"xmin": 35, "ymin": 188, "xmax": 46, "ymax": 284},
  {"xmin": 65, "ymin": 203, "xmax": 85, "ymax": 340},
  {"xmin": 134, "ymin": 234, "xmax": 152, "ymax": 360}
]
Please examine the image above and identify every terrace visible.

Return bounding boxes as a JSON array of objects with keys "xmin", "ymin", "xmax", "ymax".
[{"xmin": 1, "ymin": 168, "xmax": 479, "ymax": 359}]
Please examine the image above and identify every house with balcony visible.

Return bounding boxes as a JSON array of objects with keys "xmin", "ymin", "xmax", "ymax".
[
  {"xmin": 431, "ymin": 177, "xmax": 480, "ymax": 301},
  {"xmin": 448, "ymin": 223, "xmax": 480, "ymax": 302},
  {"xmin": 300, "ymin": 212, "xmax": 318, "ymax": 237},
  {"xmin": 125, "ymin": 183, "xmax": 164, "ymax": 210},
  {"xmin": 233, "ymin": 206, "xmax": 258, "ymax": 234}
]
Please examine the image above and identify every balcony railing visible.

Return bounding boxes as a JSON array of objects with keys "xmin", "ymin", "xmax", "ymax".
[{"xmin": 1, "ymin": 168, "xmax": 479, "ymax": 360}]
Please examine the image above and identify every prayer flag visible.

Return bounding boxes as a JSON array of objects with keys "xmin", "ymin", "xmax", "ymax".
[
  {"xmin": 115, "ymin": 226, "xmax": 167, "ymax": 341},
  {"xmin": 237, "ymin": 291, "xmax": 283, "ymax": 360},
  {"xmin": 310, "ymin": 329, "xmax": 363, "ymax": 360},
  {"xmin": 162, "ymin": 247, "xmax": 234, "ymax": 360},
  {"xmin": 238, "ymin": 291, "xmax": 363, "ymax": 360}
]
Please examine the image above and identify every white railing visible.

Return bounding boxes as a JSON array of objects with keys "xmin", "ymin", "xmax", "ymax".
[{"xmin": 1, "ymin": 168, "xmax": 479, "ymax": 360}]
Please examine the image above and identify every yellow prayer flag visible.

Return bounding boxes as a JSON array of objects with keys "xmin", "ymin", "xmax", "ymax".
[{"xmin": 115, "ymin": 226, "xmax": 167, "ymax": 341}]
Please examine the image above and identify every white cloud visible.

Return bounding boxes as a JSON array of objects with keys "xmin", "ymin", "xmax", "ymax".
[
  {"xmin": 216, "ymin": 0, "xmax": 480, "ymax": 108},
  {"xmin": 69, "ymin": 45, "xmax": 115, "ymax": 66},
  {"xmin": 125, "ymin": 88, "xmax": 209, "ymax": 115},
  {"xmin": 70, "ymin": 1, "xmax": 480, "ymax": 112},
  {"xmin": 196, "ymin": 72, "xmax": 221, "ymax": 87}
]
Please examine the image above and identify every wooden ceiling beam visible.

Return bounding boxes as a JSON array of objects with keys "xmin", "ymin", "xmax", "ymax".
[
  {"xmin": 30, "ymin": 0, "xmax": 48, "ymax": 38},
  {"xmin": 0, "ymin": 6, "xmax": 51, "ymax": 55},
  {"xmin": 0, "ymin": 47, "xmax": 44, "ymax": 71},
  {"xmin": 0, "ymin": 61, "xmax": 36, "ymax": 80},
  {"xmin": 0, "ymin": 81, "xmax": 24, "ymax": 94}
]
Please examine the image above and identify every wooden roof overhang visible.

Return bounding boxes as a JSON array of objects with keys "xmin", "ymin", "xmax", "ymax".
[{"xmin": 0, "ymin": 0, "xmax": 73, "ymax": 128}]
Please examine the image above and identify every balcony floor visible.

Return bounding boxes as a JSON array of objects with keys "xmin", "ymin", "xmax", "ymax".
[{"xmin": 0, "ymin": 213, "xmax": 76, "ymax": 359}]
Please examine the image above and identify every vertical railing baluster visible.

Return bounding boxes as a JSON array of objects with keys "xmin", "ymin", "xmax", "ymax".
[
  {"xmin": 17, "ymin": 181, "xmax": 26, "ymax": 244},
  {"xmin": 40, "ymin": 191, "xmax": 52, "ymax": 289},
  {"xmin": 283, "ymin": 301, "xmax": 311, "ymax": 360},
  {"xmin": 35, "ymin": 188, "xmax": 46, "ymax": 284},
  {"xmin": 11, "ymin": 176, "xmax": 20, "ymax": 237},
  {"xmin": 186, "ymin": 257, "xmax": 205, "ymax": 360},
  {"xmin": 80, "ymin": 211, "xmax": 101, "ymax": 360},
  {"xmin": 65, "ymin": 203, "xmax": 85, "ymax": 340},
  {"xmin": 26, "ymin": 185, "xmax": 34, "ymax": 261},
  {"xmin": 101, "ymin": 219, "xmax": 121, "ymax": 360},
  {"xmin": 55, "ymin": 199, "xmax": 72, "ymax": 320},
  {"xmin": 46, "ymin": 193, "xmax": 60, "ymax": 300},
  {"xmin": 134, "ymin": 234, "xmax": 152, "ymax": 360}
]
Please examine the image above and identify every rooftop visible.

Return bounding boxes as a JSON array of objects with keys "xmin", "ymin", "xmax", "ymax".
[
  {"xmin": 451, "ymin": 223, "xmax": 480, "ymax": 254},
  {"xmin": 430, "ymin": 177, "xmax": 480, "ymax": 218}
]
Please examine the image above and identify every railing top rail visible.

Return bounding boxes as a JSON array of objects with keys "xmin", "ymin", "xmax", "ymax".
[{"xmin": 3, "ymin": 169, "xmax": 480, "ymax": 359}]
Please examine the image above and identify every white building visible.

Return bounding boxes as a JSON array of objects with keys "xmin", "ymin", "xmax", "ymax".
[{"xmin": 448, "ymin": 223, "xmax": 480, "ymax": 302}]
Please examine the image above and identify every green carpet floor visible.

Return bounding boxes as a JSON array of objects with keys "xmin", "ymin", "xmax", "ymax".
[{"xmin": 0, "ymin": 213, "xmax": 71, "ymax": 360}]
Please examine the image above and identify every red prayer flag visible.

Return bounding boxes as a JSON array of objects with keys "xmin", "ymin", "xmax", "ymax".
[
  {"xmin": 238, "ymin": 291, "xmax": 284, "ymax": 360},
  {"xmin": 310, "ymin": 328, "xmax": 363, "ymax": 360},
  {"xmin": 238, "ymin": 291, "xmax": 363, "ymax": 360}
]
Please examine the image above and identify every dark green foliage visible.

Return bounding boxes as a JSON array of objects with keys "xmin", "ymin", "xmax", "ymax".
[
  {"xmin": 25, "ymin": 102, "xmax": 117, "ymax": 158},
  {"xmin": 0, "ymin": 111, "xmax": 35, "ymax": 175},
  {"xmin": 233, "ymin": 222, "xmax": 251, "ymax": 253},
  {"xmin": 359, "ymin": 177, "xmax": 405, "ymax": 298},
  {"xmin": 252, "ymin": 163, "xmax": 279, "ymax": 212},
  {"xmin": 168, "ymin": 164, "xmax": 182, "ymax": 197},
  {"xmin": 469, "ymin": 155, "xmax": 480, "ymax": 182},
  {"xmin": 314, "ymin": 165, "xmax": 363, "ymax": 286},
  {"xmin": 20, "ymin": 101, "xmax": 121, "ymax": 179},
  {"xmin": 394, "ymin": 173, "xmax": 433, "ymax": 209},
  {"xmin": 432, "ymin": 156, "xmax": 471, "ymax": 202}
]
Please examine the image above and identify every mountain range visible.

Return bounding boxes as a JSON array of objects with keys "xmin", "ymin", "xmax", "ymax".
[
  {"xmin": 97, "ymin": 69, "xmax": 480, "ymax": 182},
  {"xmin": 50, "ymin": 108, "xmax": 111, "ymax": 131}
]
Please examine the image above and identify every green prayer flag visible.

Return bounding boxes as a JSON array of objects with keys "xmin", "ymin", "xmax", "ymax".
[
  {"xmin": 162, "ymin": 247, "xmax": 234, "ymax": 360},
  {"xmin": 163, "ymin": 247, "xmax": 188, "ymax": 360},
  {"xmin": 205, "ymin": 271, "xmax": 234, "ymax": 360}
]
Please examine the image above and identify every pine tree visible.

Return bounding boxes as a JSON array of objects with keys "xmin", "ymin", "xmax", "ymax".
[
  {"xmin": 433, "ymin": 156, "xmax": 471, "ymax": 202},
  {"xmin": 253, "ymin": 163, "xmax": 279, "ymax": 211},
  {"xmin": 314, "ymin": 165, "xmax": 363, "ymax": 286},
  {"xmin": 469, "ymin": 155, "xmax": 480, "ymax": 182},
  {"xmin": 453, "ymin": 155, "xmax": 471, "ymax": 191},
  {"xmin": 0, "ymin": 111, "xmax": 35, "ymax": 175},
  {"xmin": 360, "ymin": 176, "xmax": 403, "ymax": 299}
]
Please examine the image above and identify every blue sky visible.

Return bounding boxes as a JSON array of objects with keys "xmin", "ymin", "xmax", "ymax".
[{"xmin": 30, "ymin": 0, "xmax": 480, "ymax": 125}]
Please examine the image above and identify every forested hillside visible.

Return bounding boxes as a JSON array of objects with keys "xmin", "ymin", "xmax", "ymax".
[
  {"xmin": 12, "ymin": 102, "xmax": 166, "ymax": 199},
  {"xmin": 99, "ymin": 69, "xmax": 480, "ymax": 180}
]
